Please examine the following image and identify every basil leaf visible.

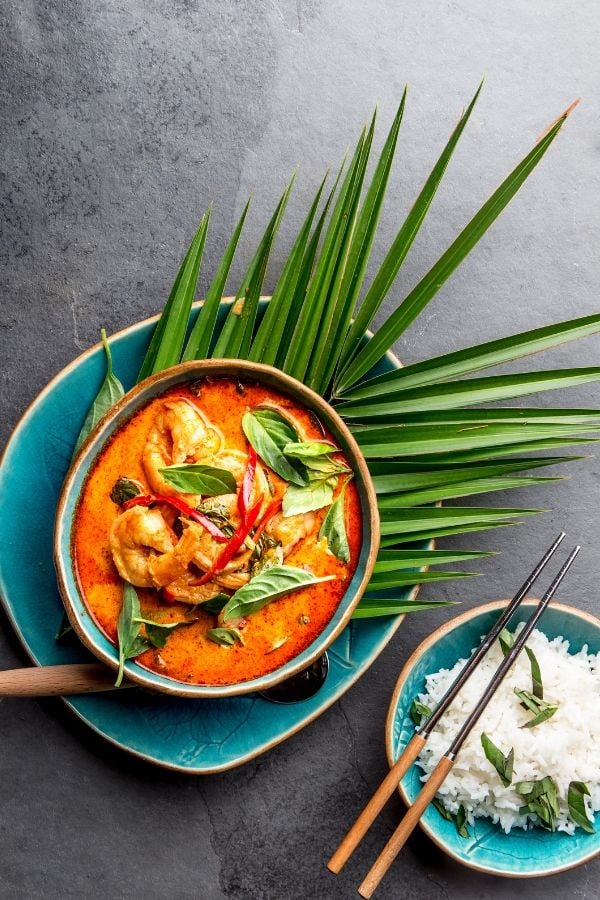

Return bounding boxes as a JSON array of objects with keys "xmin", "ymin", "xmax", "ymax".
[
  {"xmin": 516, "ymin": 776, "xmax": 560, "ymax": 831},
  {"xmin": 242, "ymin": 408, "xmax": 307, "ymax": 485},
  {"xmin": 116, "ymin": 583, "xmax": 150, "ymax": 686},
  {"xmin": 514, "ymin": 688, "xmax": 559, "ymax": 727},
  {"xmin": 200, "ymin": 592, "xmax": 232, "ymax": 615},
  {"xmin": 283, "ymin": 440, "xmax": 338, "ymax": 458},
  {"xmin": 282, "ymin": 475, "xmax": 337, "ymax": 516},
  {"xmin": 159, "ymin": 463, "xmax": 237, "ymax": 496},
  {"xmin": 498, "ymin": 627, "xmax": 514, "ymax": 657},
  {"xmin": 456, "ymin": 804, "xmax": 469, "ymax": 838},
  {"xmin": 432, "ymin": 797, "xmax": 453, "ymax": 822},
  {"xmin": 481, "ymin": 732, "xmax": 514, "ymax": 787},
  {"xmin": 110, "ymin": 477, "xmax": 142, "ymax": 506},
  {"xmin": 319, "ymin": 478, "xmax": 351, "ymax": 562},
  {"xmin": 568, "ymin": 781, "xmax": 595, "ymax": 834},
  {"xmin": 409, "ymin": 699, "xmax": 432, "ymax": 726},
  {"xmin": 525, "ymin": 646, "xmax": 543, "ymax": 699},
  {"xmin": 206, "ymin": 627, "xmax": 244, "ymax": 647},
  {"xmin": 133, "ymin": 616, "xmax": 197, "ymax": 649},
  {"xmin": 221, "ymin": 565, "xmax": 334, "ymax": 622},
  {"xmin": 73, "ymin": 329, "xmax": 124, "ymax": 457}
]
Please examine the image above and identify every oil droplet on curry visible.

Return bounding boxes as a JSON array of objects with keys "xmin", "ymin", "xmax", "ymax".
[{"xmin": 73, "ymin": 377, "xmax": 361, "ymax": 685}]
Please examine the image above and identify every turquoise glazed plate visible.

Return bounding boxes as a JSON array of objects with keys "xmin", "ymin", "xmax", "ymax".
[
  {"xmin": 0, "ymin": 299, "xmax": 418, "ymax": 773},
  {"xmin": 385, "ymin": 599, "xmax": 600, "ymax": 877}
]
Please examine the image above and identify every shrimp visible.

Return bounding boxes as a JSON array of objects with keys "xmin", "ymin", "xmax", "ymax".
[
  {"xmin": 142, "ymin": 399, "xmax": 224, "ymax": 501},
  {"xmin": 109, "ymin": 506, "xmax": 198, "ymax": 588},
  {"xmin": 184, "ymin": 520, "xmax": 252, "ymax": 590},
  {"xmin": 266, "ymin": 511, "xmax": 317, "ymax": 557}
]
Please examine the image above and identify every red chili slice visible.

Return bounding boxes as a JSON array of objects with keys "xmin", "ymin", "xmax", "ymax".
[
  {"xmin": 122, "ymin": 493, "xmax": 228, "ymax": 542},
  {"xmin": 238, "ymin": 445, "xmax": 257, "ymax": 521}
]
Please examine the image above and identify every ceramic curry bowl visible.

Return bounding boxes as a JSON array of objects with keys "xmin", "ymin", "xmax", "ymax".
[{"xmin": 54, "ymin": 359, "xmax": 380, "ymax": 698}]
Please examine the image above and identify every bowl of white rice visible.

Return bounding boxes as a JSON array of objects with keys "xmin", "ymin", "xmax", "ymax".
[{"xmin": 385, "ymin": 600, "xmax": 600, "ymax": 877}]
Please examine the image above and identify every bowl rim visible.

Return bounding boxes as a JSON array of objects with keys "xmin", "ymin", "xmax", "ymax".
[
  {"xmin": 384, "ymin": 598, "xmax": 600, "ymax": 878},
  {"xmin": 54, "ymin": 357, "xmax": 381, "ymax": 698}
]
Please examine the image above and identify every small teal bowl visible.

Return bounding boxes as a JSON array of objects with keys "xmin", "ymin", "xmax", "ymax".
[
  {"xmin": 54, "ymin": 359, "xmax": 379, "ymax": 699},
  {"xmin": 385, "ymin": 599, "xmax": 600, "ymax": 877}
]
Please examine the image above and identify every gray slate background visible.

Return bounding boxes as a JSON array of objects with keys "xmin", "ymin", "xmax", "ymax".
[{"xmin": 1, "ymin": 1, "xmax": 599, "ymax": 898}]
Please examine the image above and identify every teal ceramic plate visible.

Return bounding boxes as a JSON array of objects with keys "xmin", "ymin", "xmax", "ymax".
[
  {"xmin": 0, "ymin": 300, "xmax": 418, "ymax": 773},
  {"xmin": 386, "ymin": 600, "xmax": 600, "ymax": 877}
]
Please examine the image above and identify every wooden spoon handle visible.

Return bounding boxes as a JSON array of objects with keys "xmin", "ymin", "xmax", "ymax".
[
  {"xmin": 0, "ymin": 663, "xmax": 125, "ymax": 697},
  {"xmin": 328, "ymin": 731, "xmax": 426, "ymax": 874},
  {"xmin": 358, "ymin": 754, "xmax": 455, "ymax": 899}
]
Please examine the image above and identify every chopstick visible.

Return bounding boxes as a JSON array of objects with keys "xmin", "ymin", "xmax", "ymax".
[
  {"xmin": 327, "ymin": 531, "xmax": 566, "ymax": 875},
  {"xmin": 357, "ymin": 543, "xmax": 580, "ymax": 899}
]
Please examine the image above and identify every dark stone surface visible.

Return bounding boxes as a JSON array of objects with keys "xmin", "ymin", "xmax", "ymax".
[{"xmin": 1, "ymin": 1, "xmax": 599, "ymax": 897}]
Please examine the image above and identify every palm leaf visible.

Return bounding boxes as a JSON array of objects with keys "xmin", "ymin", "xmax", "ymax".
[
  {"xmin": 182, "ymin": 201, "xmax": 250, "ymax": 361},
  {"xmin": 212, "ymin": 179, "xmax": 294, "ymax": 359},
  {"xmin": 377, "ymin": 474, "xmax": 561, "ymax": 508},
  {"xmin": 336, "ymin": 103, "xmax": 577, "ymax": 393},
  {"xmin": 308, "ymin": 92, "xmax": 407, "ymax": 393},
  {"xmin": 379, "ymin": 520, "xmax": 516, "ymax": 548},
  {"xmin": 378, "ymin": 506, "xmax": 541, "ymax": 537},
  {"xmin": 353, "ymin": 599, "xmax": 459, "ymax": 619},
  {"xmin": 336, "ymin": 81, "xmax": 483, "ymax": 380},
  {"xmin": 138, "ymin": 211, "xmax": 210, "ymax": 381},
  {"xmin": 338, "ymin": 313, "xmax": 600, "ymax": 399},
  {"xmin": 373, "ymin": 549, "xmax": 496, "ymax": 571},
  {"xmin": 282, "ymin": 127, "xmax": 368, "ymax": 381},
  {"xmin": 368, "ymin": 569, "xmax": 480, "ymax": 589}
]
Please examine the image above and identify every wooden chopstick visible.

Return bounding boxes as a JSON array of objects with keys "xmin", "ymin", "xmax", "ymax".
[
  {"xmin": 327, "ymin": 531, "xmax": 566, "ymax": 875},
  {"xmin": 357, "ymin": 544, "xmax": 580, "ymax": 899}
]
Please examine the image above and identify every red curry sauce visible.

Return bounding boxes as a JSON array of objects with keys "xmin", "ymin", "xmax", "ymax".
[{"xmin": 73, "ymin": 377, "xmax": 361, "ymax": 685}]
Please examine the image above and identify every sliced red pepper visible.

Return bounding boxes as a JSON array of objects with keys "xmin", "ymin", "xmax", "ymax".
[
  {"xmin": 238, "ymin": 445, "xmax": 257, "ymax": 522},
  {"xmin": 192, "ymin": 498, "xmax": 263, "ymax": 586},
  {"xmin": 122, "ymin": 493, "xmax": 228, "ymax": 542}
]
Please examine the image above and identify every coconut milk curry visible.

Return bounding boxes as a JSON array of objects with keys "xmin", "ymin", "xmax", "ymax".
[{"xmin": 73, "ymin": 377, "xmax": 361, "ymax": 685}]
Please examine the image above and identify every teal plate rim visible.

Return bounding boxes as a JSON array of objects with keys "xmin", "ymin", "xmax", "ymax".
[
  {"xmin": 384, "ymin": 599, "xmax": 600, "ymax": 877},
  {"xmin": 0, "ymin": 299, "xmax": 424, "ymax": 774}
]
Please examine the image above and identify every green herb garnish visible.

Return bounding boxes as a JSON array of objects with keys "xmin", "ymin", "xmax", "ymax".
[
  {"xmin": 514, "ymin": 688, "xmax": 559, "ymax": 728},
  {"xmin": 206, "ymin": 627, "xmax": 244, "ymax": 647},
  {"xmin": 282, "ymin": 474, "xmax": 337, "ymax": 517},
  {"xmin": 220, "ymin": 565, "xmax": 334, "ymax": 623},
  {"xmin": 516, "ymin": 776, "xmax": 561, "ymax": 831},
  {"xmin": 524, "ymin": 646, "xmax": 543, "ymax": 699},
  {"xmin": 432, "ymin": 797, "xmax": 453, "ymax": 822},
  {"xmin": 498, "ymin": 627, "xmax": 514, "ymax": 657},
  {"xmin": 110, "ymin": 477, "xmax": 142, "ymax": 506},
  {"xmin": 319, "ymin": 478, "xmax": 352, "ymax": 562},
  {"xmin": 409, "ymin": 699, "xmax": 432, "ymax": 726},
  {"xmin": 456, "ymin": 804, "xmax": 469, "ymax": 838},
  {"xmin": 159, "ymin": 463, "xmax": 236, "ymax": 496},
  {"xmin": 73, "ymin": 328, "xmax": 124, "ymax": 457},
  {"xmin": 116, "ymin": 583, "xmax": 151, "ymax": 687},
  {"xmin": 242, "ymin": 408, "xmax": 307, "ymax": 485},
  {"xmin": 481, "ymin": 732, "xmax": 514, "ymax": 786},
  {"xmin": 200, "ymin": 593, "xmax": 231, "ymax": 615},
  {"xmin": 133, "ymin": 616, "xmax": 197, "ymax": 649},
  {"xmin": 567, "ymin": 782, "xmax": 595, "ymax": 833}
]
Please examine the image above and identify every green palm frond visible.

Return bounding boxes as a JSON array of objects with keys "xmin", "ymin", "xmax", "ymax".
[{"xmin": 118, "ymin": 89, "xmax": 591, "ymax": 617}]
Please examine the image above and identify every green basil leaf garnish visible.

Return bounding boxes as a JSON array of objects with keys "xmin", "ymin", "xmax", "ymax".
[
  {"xmin": 110, "ymin": 477, "xmax": 143, "ymax": 506},
  {"xmin": 206, "ymin": 627, "xmax": 244, "ymax": 647},
  {"xmin": 242, "ymin": 408, "xmax": 307, "ymax": 485},
  {"xmin": 456, "ymin": 804, "xmax": 469, "ymax": 838},
  {"xmin": 481, "ymin": 732, "xmax": 514, "ymax": 787},
  {"xmin": 282, "ymin": 474, "xmax": 337, "ymax": 517},
  {"xmin": 283, "ymin": 440, "xmax": 337, "ymax": 458},
  {"xmin": 432, "ymin": 797, "xmax": 453, "ymax": 822},
  {"xmin": 498, "ymin": 626, "xmax": 514, "ymax": 657},
  {"xmin": 133, "ymin": 616, "xmax": 197, "ymax": 649},
  {"xmin": 409, "ymin": 699, "xmax": 432, "ymax": 726},
  {"xmin": 116, "ymin": 583, "xmax": 150, "ymax": 686},
  {"xmin": 73, "ymin": 329, "xmax": 125, "ymax": 457},
  {"xmin": 319, "ymin": 478, "xmax": 351, "ymax": 562},
  {"xmin": 221, "ymin": 565, "xmax": 334, "ymax": 623},
  {"xmin": 525, "ymin": 646, "xmax": 543, "ymax": 699},
  {"xmin": 200, "ymin": 593, "xmax": 232, "ymax": 615},
  {"xmin": 567, "ymin": 781, "xmax": 595, "ymax": 833},
  {"xmin": 516, "ymin": 776, "xmax": 560, "ymax": 831},
  {"xmin": 514, "ymin": 688, "xmax": 559, "ymax": 728},
  {"xmin": 159, "ymin": 463, "xmax": 237, "ymax": 496}
]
